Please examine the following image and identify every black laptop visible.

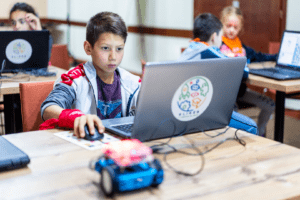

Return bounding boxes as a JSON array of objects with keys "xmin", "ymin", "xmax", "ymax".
[
  {"xmin": 0, "ymin": 30, "xmax": 49, "ymax": 73},
  {"xmin": 0, "ymin": 136, "xmax": 30, "ymax": 171},
  {"xmin": 250, "ymin": 30, "xmax": 300, "ymax": 80}
]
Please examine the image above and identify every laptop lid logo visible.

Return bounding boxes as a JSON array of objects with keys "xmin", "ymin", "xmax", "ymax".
[
  {"xmin": 171, "ymin": 76, "xmax": 213, "ymax": 121},
  {"xmin": 5, "ymin": 39, "xmax": 32, "ymax": 64}
]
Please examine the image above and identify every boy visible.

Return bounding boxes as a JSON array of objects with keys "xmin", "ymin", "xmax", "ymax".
[
  {"xmin": 40, "ymin": 12, "xmax": 141, "ymax": 138},
  {"xmin": 179, "ymin": 13, "xmax": 257, "ymax": 135}
]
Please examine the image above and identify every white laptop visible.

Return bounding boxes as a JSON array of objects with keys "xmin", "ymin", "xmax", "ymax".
[{"xmin": 102, "ymin": 57, "xmax": 246, "ymax": 142}]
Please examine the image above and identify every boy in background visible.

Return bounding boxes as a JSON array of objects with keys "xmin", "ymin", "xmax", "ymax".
[
  {"xmin": 179, "ymin": 13, "xmax": 257, "ymax": 135},
  {"xmin": 40, "ymin": 12, "xmax": 141, "ymax": 138}
]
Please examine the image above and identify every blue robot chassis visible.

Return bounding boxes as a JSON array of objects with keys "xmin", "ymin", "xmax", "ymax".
[{"xmin": 95, "ymin": 157, "xmax": 164, "ymax": 197}]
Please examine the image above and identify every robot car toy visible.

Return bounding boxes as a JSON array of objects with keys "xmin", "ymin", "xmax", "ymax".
[{"xmin": 94, "ymin": 139, "xmax": 164, "ymax": 197}]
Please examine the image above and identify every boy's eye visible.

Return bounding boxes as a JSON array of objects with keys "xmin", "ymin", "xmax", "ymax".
[
  {"xmin": 117, "ymin": 47, "xmax": 124, "ymax": 51},
  {"xmin": 101, "ymin": 47, "xmax": 109, "ymax": 50}
]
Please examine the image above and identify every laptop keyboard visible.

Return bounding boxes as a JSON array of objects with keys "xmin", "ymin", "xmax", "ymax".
[
  {"xmin": 260, "ymin": 68, "xmax": 281, "ymax": 73},
  {"xmin": 112, "ymin": 123, "xmax": 133, "ymax": 134},
  {"xmin": 250, "ymin": 67, "xmax": 300, "ymax": 78}
]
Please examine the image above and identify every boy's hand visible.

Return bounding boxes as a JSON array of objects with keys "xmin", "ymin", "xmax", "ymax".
[
  {"xmin": 74, "ymin": 114, "xmax": 105, "ymax": 138},
  {"xmin": 25, "ymin": 13, "xmax": 42, "ymax": 30}
]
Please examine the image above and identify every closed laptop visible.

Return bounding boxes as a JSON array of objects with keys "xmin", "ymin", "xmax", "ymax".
[{"xmin": 0, "ymin": 136, "xmax": 30, "ymax": 171}]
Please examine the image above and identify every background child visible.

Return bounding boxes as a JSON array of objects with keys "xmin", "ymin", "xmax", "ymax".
[
  {"xmin": 40, "ymin": 12, "xmax": 141, "ymax": 138},
  {"xmin": 179, "ymin": 13, "xmax": 257, "ymax": 135},
  {"xmin": 220, "ymin": 6, "xmax": 276, "ymax": 136},
  {"xmin": 9, "ymin": 2, "xmax": 53, "ymax": 60},
  {"xmin": 220, "ymin": 6, "xmax": 277, "ymax": 62},
  {"xmin": 10, "ymin": 2, "xmax": 42, "ymax": 31}
]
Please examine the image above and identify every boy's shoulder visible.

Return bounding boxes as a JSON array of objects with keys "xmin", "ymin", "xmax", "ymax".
[
  {"xmin": 116, "ymin": 67, "xmax": 141, "ymax": 91},
  {"xmin": 60, "ymin": 64, "xmax": 86, "ymax": 86},
  {"xmin": 179, "ymin": 42, "xmax": 226, "ymax": 61},
  {"xmin": 117, "ymin": 67, "xmax": 140, "ymax": 81}
]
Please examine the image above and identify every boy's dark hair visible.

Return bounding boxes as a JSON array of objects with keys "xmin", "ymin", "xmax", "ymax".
[
  {"xmin": 9, "ymin": 2, "xmax": 38, "ymax": 18},
  {"xmin": 193, "ymin": 13, "xmax": 223, "ymax": 42},
  {"xmin": 86, "ymin": 12, "xmax": 127, "ymax": 47}
]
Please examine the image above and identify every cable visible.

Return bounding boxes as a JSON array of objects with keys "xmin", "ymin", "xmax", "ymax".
[
  {"xmin": 202, "ymin": 126, "xmax": 230, "ymax": 138},
  {"xmin": 150, "ymin": 127, "xmax": 246, "ymax": 177},
  {"xmin": 162, "ymin": 138, "xmax": 205, "ymax": 177}
]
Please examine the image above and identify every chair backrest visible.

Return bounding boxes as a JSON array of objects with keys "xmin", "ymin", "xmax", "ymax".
[
  {"xmin": 269, "ymin": 42, "xmax": 280, "ymax": 54},
  {"xmin": 19, "ymin": 81, "xmax": 55, "ymax": 132},
  {"xmin": 50, "ymin": 44, "xmax": 70, "ymax": 70}
]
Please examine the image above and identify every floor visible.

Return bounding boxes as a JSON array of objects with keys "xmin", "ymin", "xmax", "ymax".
[{"xmin": 238, "ymin": 107, "xmax": 300, "ymax": 148}]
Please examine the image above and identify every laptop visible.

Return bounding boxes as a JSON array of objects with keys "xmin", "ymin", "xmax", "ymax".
[
  {"xmin": 250, "ymin": 30, "xmax": 300, "ymax": 80},
  {"xmin": 0, "ymin": 30, "xmax": 49, "ymax": 73},
  {"xmin": 102, "ymin": 57, "xmax": 246, "ymax": 142},
  {"xmin": 0, "ymin": 136, "xmax": 30, "ymax": 171}
]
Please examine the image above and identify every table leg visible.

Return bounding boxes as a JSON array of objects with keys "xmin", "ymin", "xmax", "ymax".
[
  {"xmin": 4, "ymin": 94, "xmax": 23, "ymax": 134},
  {"xmin": 274, "ymin": 91, "xmax": 286, "ymax": 143}
]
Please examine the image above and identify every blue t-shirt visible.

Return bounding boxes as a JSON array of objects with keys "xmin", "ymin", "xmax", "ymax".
[{"xmin": 96, "ymin": 71, "xmax": 122, "ymax": 119}]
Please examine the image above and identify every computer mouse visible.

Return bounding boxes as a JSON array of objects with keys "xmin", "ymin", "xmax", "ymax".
[{"xmin": 84, "ymin": 125, "xmax": 104, "ymax": 141}]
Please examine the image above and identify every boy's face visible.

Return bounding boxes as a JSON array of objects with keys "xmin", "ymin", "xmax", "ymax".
[
  {"xmin": 213, "ymin": 29, "xmax": 223, "ymax": 48},
  {"xmin": 85, "ymin": 32, "xmax": 125, "ymax": 76}
]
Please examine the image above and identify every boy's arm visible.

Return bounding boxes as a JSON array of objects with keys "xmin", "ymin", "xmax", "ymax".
[
  {"xmin": 41, "ymin": 82, "xmax": 76, "ymax": 120},
  {"xmin": 43, "ymin": 105, "xmax": 64, "ymax": 121},
  {"xmin": 40, "ymin": 82, "xmax": 105, "ymax": 138}
]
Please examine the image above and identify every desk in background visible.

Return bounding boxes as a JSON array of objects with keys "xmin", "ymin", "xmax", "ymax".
[
  {"xmin": 1, "ymin": 128, "xmax": 300, "ymax": 199},
  {"xmin": 0, "ymin": 66, "xmax": 66, "ymax": 134},
  {"xmin": 247, "ymin": 62, "xmax": 300, "ymax": 143}
]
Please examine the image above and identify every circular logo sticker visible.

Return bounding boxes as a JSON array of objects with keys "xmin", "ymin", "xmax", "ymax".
[
  {"xmin": 5, "ymin": 39, "xmax": 32, "ymax": 64},
  {"xmin": 171, "ymin": 76, "xmax": 213, "ymax": 121}
]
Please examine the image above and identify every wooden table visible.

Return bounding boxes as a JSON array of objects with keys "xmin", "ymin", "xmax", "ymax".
[
  {"xmin": 247, "ymin": 62, "xmax": 300, "ymax": 143},
  {"xmin": 1, "ymin": 128, "xmax": 300, "ymax": 199},
  {"xmin": 0, "ymin": 66, "xmax": 66, "ymax": 134}
]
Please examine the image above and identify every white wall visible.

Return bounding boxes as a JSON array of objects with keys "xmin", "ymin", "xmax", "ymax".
[
  {"xmin": 47, "ymin": 0, "xmax": 193, "ymax": 73},
  {"xmin": 0, "ymin": 0, "xmax": 47, "ymax": 18},
  {"xmin": 286, "ymin": 0, "xmax": 300, "ymax": 31},
  {"xmin": 3, "ymin": 0, "xmax": 299, "ymax": 73},
  {"xmin": 141, "ymin": 0, "xmax": 193, "ymax": 66}
]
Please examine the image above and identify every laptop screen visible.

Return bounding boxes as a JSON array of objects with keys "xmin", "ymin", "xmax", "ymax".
[
  {"xmin": 277, "ymin": 31, "xmax": 300, "ymax": 69},
  {"xmin": 0, "ymin": 30, "xmax": 49, "ymax": 73}
]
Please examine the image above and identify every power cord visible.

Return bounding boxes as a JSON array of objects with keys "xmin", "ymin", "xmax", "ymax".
[{"xmin": 150, "ymin": 128, "xmax": 246, "ymax": 177}]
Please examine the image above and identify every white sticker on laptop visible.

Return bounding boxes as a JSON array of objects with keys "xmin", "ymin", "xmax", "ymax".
[
  {"xmin": 5, "ymin": 39, "xmax": 32, "ymax": 64},
  {"xmin": 172, "ymin": 76, "xmax": 213, "ymax": 121}
]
